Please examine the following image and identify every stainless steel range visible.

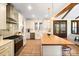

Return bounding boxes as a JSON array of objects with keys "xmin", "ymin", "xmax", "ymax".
[{"xmin": 4, "ymin": 35, "xmax": 23, "ymax": 55}]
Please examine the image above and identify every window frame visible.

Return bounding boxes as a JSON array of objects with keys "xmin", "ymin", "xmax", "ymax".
[{"xmin": 71, "ymin": 20, "xmax": 79, "ymax": 34}]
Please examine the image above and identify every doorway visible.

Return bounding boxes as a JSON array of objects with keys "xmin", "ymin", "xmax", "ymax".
[{"xmin": 53, "ymin": 20, "xmax": 67, "ymax": 38}]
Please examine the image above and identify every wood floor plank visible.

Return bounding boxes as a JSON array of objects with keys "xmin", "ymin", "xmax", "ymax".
[{"xmin": 19, "ymin": 39, "xmax": 41, "ymax": 56}]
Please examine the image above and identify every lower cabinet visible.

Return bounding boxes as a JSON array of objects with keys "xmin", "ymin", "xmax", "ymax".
[
  {"xmin": 42, "ymin": 45, "xmax": 62, "ymax": 56},
  {"xmin": 0, "ymin": 47, "xmax": 10, "ymax": 56},
  {"xmin": 0, "ymin": 41, "xmax": 14, "ymax": 56}
]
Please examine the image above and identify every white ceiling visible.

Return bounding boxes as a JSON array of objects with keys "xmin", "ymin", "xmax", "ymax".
[
  {"xmin": 12, "ymin": 3, "xmax": 53, "ymax": 19},
  {"xmin": 52, "ymin": 3, "xmax": 68, "ymax": 15},
  {"xmin": 12, "ymin": 3, "xmax": 70, "ymax": 19},
  {"xmin": 54, "ymin": 3, "xmax": 79, "ymax": 19}
]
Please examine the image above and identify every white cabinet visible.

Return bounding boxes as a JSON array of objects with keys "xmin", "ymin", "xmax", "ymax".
[
  {"xmin": 23, "ymin": 19, "xmax": 27, "ymax": 46},
  {"xmin": 0, "ymin": 47, "xmax": 10, "ymax": 56},
  {"xmin": 0, "ymin": 40, "xmax": 14, "ymax": 56},
  {"xmin": 18, "ymin": 13, "xmax": 24, "ymax": 32},
  {"xmin": 6, "ymin": 3, "xmax": 18, "ymax": 21},
  {"xmin": 0, "ymin": 4, "xmax": 6, "ymax": 29},
  {"xmin": 35, "ymin": 31, "xmax": 43, "ymax": 39},
  {"xmin": 26, "ymin": 33, "xmax": 30, "ymax": 39},
  {"xmin": 42, "ymin": 45, "xmax": 62, "ymax": 56}
]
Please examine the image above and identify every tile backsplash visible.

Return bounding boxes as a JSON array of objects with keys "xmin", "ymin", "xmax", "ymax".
[{"xmin": 0, "ymin": 29, "xmax": 15, "ymax": 38}]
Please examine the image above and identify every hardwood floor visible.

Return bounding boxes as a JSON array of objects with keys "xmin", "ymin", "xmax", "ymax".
[
  {"xmin": 67, "ymin": 44, "xmax": 79, "ymax": 56},
  {"xmin": 18, "ymin": 39, "xmax": 79, "ymax": 56},
  {"xmin": 19, "ymin": 39, "xmax": 41, "ymax": 56}
]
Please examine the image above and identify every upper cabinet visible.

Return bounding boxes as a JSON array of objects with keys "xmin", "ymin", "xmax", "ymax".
[
  {"xmin": 6, "ymin": 3, "xmax": 19, "ymax": 34},
  {"xmin": 0, "ymin": 4, "xmax": 6, "ymax": 29},
  {"xmin": 6, "ymin": 3, "xmax": 18, "ymax": 23},
  {"xmin": 18, "ymin": 13, "xmax": 24, "ymax": 32}
]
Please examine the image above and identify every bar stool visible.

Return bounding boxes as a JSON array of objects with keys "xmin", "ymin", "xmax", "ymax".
[{"xmin": 62, "ymin": 46, "xmax": 71, "ymax": 56}]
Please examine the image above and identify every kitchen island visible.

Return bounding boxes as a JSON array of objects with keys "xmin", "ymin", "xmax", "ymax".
[{"xmin": 41, "ymin": 34, "xmax": 74, "ymax": 56}]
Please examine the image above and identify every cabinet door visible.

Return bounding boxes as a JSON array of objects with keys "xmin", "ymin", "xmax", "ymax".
[
  {"xmin": 0, "ymin": 41, "xmax": 14, "ymax": 56},
  {"xmin": 0, "ymin": 47, "xmax": 10, "ymax": 56},
  {"xmin": 7, "ymin": 4, "xmax": 18, "ymax": 21},
  {"xmin": 0, "ymin": 4, "xmax": 6, "ymax": 29},
  {"xmin": 13, "ymin": 8, "xmax": 18, "ymax": 21}
]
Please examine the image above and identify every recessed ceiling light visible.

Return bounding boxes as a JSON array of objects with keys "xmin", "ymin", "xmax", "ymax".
[
  {"xmin": 45, "ymin": 14, "xmax": 48, "ymax": 18},
  {"xmin": 28, "ymin": 5, "xmax": 32, "ymax": 11},
  {"xmin": 32, "ymin": 14, "xmax": 36, "ymax": 18}
]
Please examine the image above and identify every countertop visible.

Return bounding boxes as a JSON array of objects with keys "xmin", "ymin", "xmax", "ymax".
[
  {"xmin": 41, "ymin": 34, "xmax": 74, "ymax": 45},
  {"xmin": 0, "ymin": 40, "xmax": 13, "ymax": 47}
]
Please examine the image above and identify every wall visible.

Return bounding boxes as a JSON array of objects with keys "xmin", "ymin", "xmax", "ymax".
[
  {"xmin": 53, "ymin": 4, "xmax": 79, "ymax": 41},
  {"xmin": 26, "ymin": 19, "xmax": 52, "ymax": 39},
  {"xmin": 52, "ymin": 18, "xmax": 79, "ymax": 41}
]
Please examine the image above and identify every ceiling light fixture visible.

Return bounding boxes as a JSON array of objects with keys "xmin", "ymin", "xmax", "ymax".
[
  {"xmin": 32, "ymin": 14, "xmax": 36, "ymax": 18},
  {"xmin": 28, "ymin": 5, "xmax": 32, "ymax": 11},
  {"xmin": 45, "ymin": 14, "xmax": 48, "ymax": 18}
]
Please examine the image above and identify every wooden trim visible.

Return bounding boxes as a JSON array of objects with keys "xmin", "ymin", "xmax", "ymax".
[
  {"xmin": 61, "ymin": 9, "xmax": 71, "ymax": 19},
  {"xmin": 55, "ymin": 3, "xmax": 77, "ymax": 17},
  {"xmin": 42, "ymin": 44, "xmax": 73, "ymax": 46}
]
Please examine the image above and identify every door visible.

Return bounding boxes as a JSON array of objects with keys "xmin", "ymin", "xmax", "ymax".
[{"xmin": 53, "ymin": 20, "xmax": 67, "ymax": 38}]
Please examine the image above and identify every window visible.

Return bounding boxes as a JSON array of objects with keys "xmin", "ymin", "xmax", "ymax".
[
  {"xmin": 53, "ymin": 20, "xmax": 67, "ymax": 38},
  {"xmin": 71, "ymin": 20, "xmax": 79, "ymax": 34},
  {"xmin": 39, "ymin": 23, "xmax": 42, "ymax": 30},
  {"xmin": 35, "ymin": 22, "xmax": 43, "ymax": 31},
  {"xmin": 35, "ymin": 23, "xmax": 38, "ymax": 30}
]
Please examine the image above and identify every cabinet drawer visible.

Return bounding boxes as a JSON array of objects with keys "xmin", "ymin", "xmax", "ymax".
[
  {"xmin": 0, "ymin": 47, "xmax": 10, "ymax": 56},
  {"xmin": 0, "ymin": 42, "xmax": 11, "ymax": 50},
  {"xmin": 0, "ymin": 41, "xmax": 13, "ymax": 56}
]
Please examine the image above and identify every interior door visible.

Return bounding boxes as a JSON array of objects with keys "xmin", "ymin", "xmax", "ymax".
[{"xmin": 53, "ymin": 20, "xmax": 67, "ymax": 38}]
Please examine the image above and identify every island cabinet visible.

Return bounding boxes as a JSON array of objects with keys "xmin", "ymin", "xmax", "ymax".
[
  {"xmin": 6, "ymin": 3, "xmax": 18, "ymax": 22},
  {"xmin": 0, "ymin": 40, "xmax": 14, "ymax": 56},
  {"xmin": 41, "ymin": 34, "xmax": 74, "ymax": 56},
  {"xmin": 0, "ymin": 4, "xmax": 6, "ymax": 29}
]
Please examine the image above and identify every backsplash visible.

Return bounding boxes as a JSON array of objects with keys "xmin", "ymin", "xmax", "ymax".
[
  {"xmin": 0, "ymin": 28, "xmax": 17, "ymax": 38},
  {"xmin": 0, "ymin": 29, "xmax": 11, "ymax": 38}
]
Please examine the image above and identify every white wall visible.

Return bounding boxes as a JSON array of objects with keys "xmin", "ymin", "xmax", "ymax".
[{"xmin": 26, "ymin": 19, "xmax": 52, "ymax": 39}]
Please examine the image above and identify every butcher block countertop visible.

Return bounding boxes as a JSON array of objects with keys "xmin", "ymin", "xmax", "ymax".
[{"xmin": 41, "ymin": 34, "xmax": 74, "ymax": 45}]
